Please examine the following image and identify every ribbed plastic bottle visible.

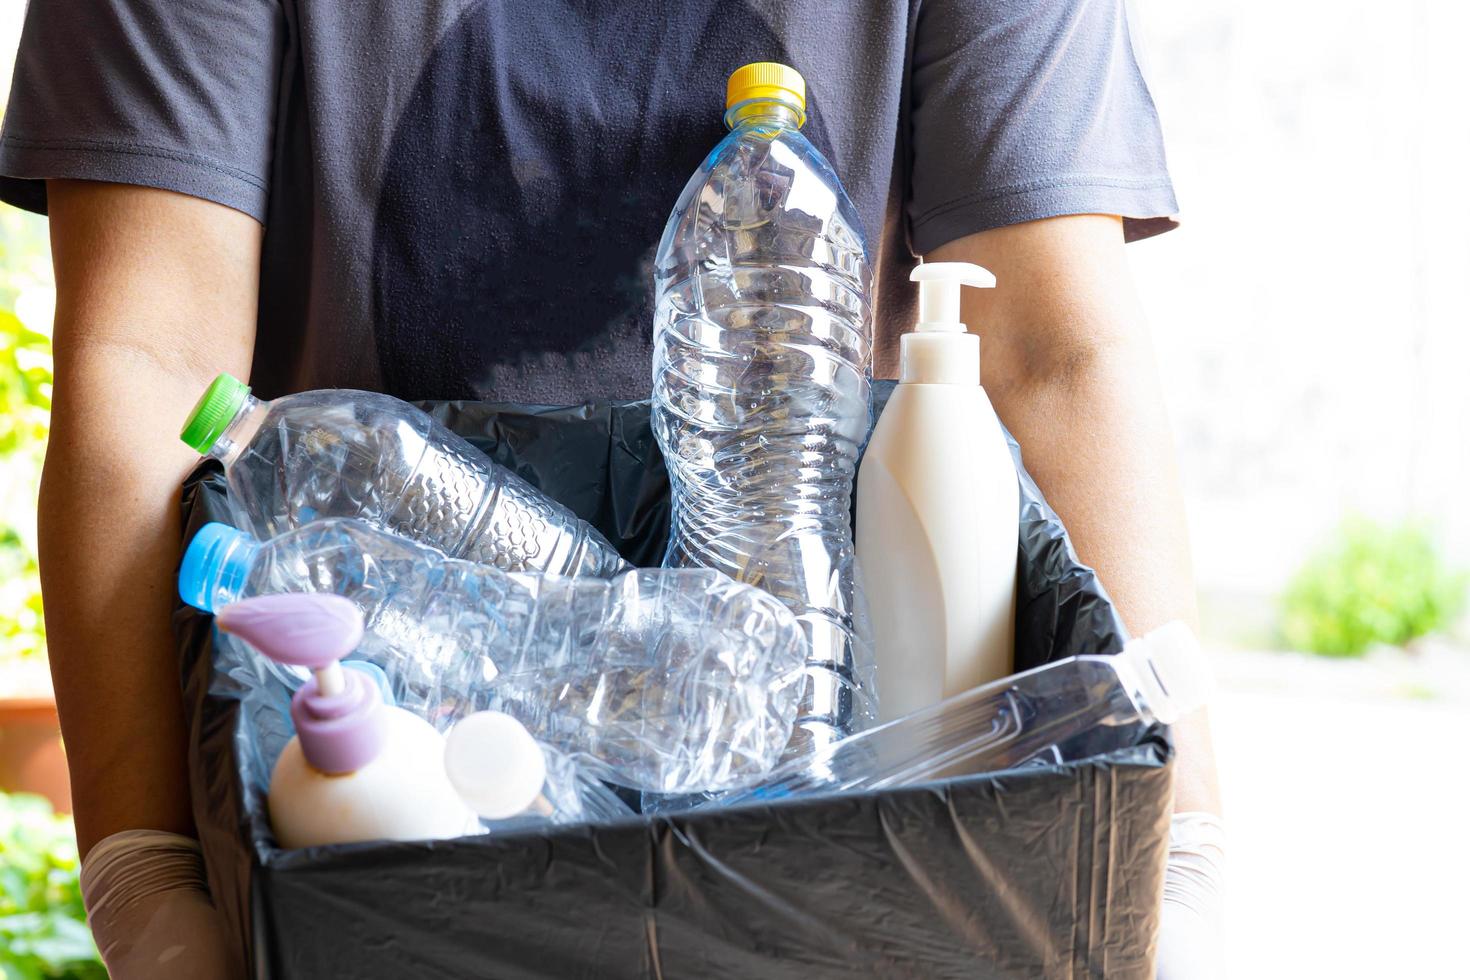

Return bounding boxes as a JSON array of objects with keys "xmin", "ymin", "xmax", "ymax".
[
  {"xmin": 179, "ymin": 373, "xmax": 627, "ymax": 577},
  {"xmin": 651, "ymin": 62, "xmax": 873, "ymax": 746},
  {"xmin": 181, "ymin": 518, "xmax": 809, "ymax": 793},
  {"xmin": 706, "ymin": 623, "xmax": 1215, "ymax": 806}
]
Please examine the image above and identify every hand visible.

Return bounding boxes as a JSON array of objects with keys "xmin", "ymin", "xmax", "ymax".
[
  {"xmin": 1156, "ymin": 811, "xmax": 1227, "ymax": 980},
  {"xmin": 80, "ymin": 830, "xmax": 243, "ymax": 980}
]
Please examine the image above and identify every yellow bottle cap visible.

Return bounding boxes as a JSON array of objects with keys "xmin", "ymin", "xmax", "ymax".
[{"xmin": 725, "ymin": 62, "xmax": 806, "ymax": 122}]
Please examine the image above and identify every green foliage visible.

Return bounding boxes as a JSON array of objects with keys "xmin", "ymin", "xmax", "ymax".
[
  {"xmin": 1280, "ymin": 517, "xmax": 1468, "ymax": 657},
  {"xmin": 0, "ymin": 307, "xmax": 51, "ymax": 458},
  {"xmin": 0, "ymin": 211, "xmax": 52, "ymax": 675},
  {"xmin": 0, "ymin": 526, "xmax": 44, "ymax": 664},
  {"xmin": 0, "ymin": 792, "xmax": 104, "ymax": 980}
]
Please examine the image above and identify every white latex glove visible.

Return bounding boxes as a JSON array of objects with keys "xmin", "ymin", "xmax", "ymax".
[
  {"xmin": 1156, "ymin": 811, "xmax": 1226, "ymax": 980},
  {"xmin": 80, "ymin": 829, "xmax": 243, "ymax": 980}
]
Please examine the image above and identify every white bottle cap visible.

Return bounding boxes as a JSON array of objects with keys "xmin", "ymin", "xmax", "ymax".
[
  {"xmin": 444, "ymin": 711, "xmax": 548, "ymax": 821},
  {"xmin": 910, "ymin": 262, "xmax": 996, "ymax": 332},
  {"xmin": 1126, "ymin": 621, "xmax": 1216, "ymax": 725}
]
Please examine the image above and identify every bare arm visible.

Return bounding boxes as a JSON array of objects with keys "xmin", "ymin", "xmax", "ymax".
[
  {"xmin": 42, "ymin": 181, "xmax": 260, "ymax": 856},
  {"xmin": 927, "ymin": 214, "xmax": 1220, "ymax": 814}
]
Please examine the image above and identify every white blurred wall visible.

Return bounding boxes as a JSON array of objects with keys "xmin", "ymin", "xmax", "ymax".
[{"xmin": 1131, "ymin": 0, "xmax": 1470, "ymax": 622}]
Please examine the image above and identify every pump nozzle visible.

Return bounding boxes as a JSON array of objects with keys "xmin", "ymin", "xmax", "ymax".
[
  {"xmin": 217, "ymin": 593, "xmax": 386, "ymax": 774},
  {"xmin": 910, "ymin": 262, "xmax": 996, "ymax": 332}
]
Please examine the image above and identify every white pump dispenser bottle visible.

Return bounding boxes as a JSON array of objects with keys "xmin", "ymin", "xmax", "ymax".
[
  {"xmin": 857, "ymin": 262, "xmax": 1020, "ymax": 721},
  {"xmin": 216, "ymin": 593, "xmax": 477, "ymax": 849}
]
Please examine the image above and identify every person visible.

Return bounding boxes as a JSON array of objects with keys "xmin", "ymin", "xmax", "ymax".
[{"xmin": 0, "ymin": 1, "xmax": 1223, "ymax": 976}]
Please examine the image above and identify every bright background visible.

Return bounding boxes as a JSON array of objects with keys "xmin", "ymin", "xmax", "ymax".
[
  {"xmin": 1131, "ymin": 3, "xmax": 1470, "ymax": 975},
  {"xmin": 1, "ymin": 1, "xmax": 1466, "ymax": 977},
  {"xmin": 1133, "ymin": 0, "xmax": 1470, "ymax": 622}
]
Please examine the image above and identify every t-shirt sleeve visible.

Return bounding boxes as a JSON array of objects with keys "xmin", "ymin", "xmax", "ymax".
[
  {"xmin": 0, "ymin": 0, "xmax": 284, "ymax": 221},
  {"xmin": 907, "ymin": 0, "xmax": 1177, "ymax": 251}
]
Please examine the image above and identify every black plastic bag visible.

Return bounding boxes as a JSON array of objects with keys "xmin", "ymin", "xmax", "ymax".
[{"xmin": 174, "ymin": 388, "xmax": 1171, "ymax": 979}]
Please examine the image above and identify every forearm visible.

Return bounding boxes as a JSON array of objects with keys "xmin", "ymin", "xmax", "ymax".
[
  {"xmin": 40, "ymin": 358, "xmax": 233, "ymax": 854},
  {"xmin": 43, "ymin": 181, "xmax": 260, "ymax": 855},
  {"xmin": 984, "ymin": 320, "xmax": 1219, "ymax": 813},
  {"xmin": 930, "ymin": 216, "xmax": 1220, "ymax": 814},
  {"xmin": 986, "ymin": 314, "xmax": 1195, "ymax": 635}
]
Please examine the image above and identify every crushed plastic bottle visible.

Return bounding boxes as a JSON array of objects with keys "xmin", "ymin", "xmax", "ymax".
[
  {"xmin": 484, "ymin": 568, "xmax": 809, "ymax": 793},
  {"xmin": 679, "ymin": 623, "xmax": 1214, "ymax": 811},
  {"xmin": 180, "ymin": 518, "xmax": 808, "ymax": 793},
  {"xmin": 180, "ymin": 373, "xmax": 627, "ymax": 577},
  {"xmin": 651, "ymin": 62, "xmax": 873, "ymax": 747}
]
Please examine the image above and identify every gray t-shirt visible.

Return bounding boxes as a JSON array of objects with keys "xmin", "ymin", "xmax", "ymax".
[{"xmin": 0, "ymin": 0, "xmax": 1176, "ymax": 403}]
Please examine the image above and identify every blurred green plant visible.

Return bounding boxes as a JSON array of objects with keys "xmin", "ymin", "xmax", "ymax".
[
  {"xmin": 1280, "ymin": 517, "xmax": 1469, "ymax": 657},
  {"xmin": 0, "ymin": 307, "xmax": 50, "ymax": 457},
  {"xmin": 0, "ymin": 791, "xmax": 103, "ymax": 980},
  {"xmin": 0, "ymin": 211, "xmax": 52, "ymax": 677},
  {"xmin": 0, "ymin": 526, "xmax": 44, "ymax": 664}
]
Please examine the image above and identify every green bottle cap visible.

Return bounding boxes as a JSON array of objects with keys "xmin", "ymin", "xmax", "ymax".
[{"xmin": 180, "ymin": 373, "xmax": 251, "ymax": 454}]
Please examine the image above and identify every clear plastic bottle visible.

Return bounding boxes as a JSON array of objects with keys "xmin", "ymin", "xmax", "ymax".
[
  {"xmin": 180, "ymin": 518, "xmax": 808, "ymax": 793},
  {"xmin": 180, "ymin": 373, "xmax": 627, "ymax": 577},
  {"xmin": 182, "ymin": 519, "xmax": 518, "ymax": 716},
  {"xmin": 651, "ymin": 63, "xmax": 873, "ymax": 746},
  {"xmin": 485, "ymin": 567, "xmax": 808, "ymax": 793},
  {"xmin": 698, "ymin": 623, "xmax": 1214, "ymax": 808}
]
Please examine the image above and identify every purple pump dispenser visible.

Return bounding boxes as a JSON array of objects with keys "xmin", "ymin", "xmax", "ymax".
[{"xmin": 216, "ymin": 594, "xmax": 386, "ymax": 774}]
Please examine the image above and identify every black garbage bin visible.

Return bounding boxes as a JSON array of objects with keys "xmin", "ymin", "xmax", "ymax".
[{"xmin": 173, "ymin": 389, "xmax": 1172, "ymax": 979}]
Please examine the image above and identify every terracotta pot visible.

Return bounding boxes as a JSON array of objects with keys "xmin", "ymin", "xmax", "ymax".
[{"xmin": 0, "ymin": 696, "xmax": 71, "ymax": 812}]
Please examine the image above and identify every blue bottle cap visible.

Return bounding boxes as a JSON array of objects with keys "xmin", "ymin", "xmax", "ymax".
[{"xmin": 179, "ymin": 522, "xmax": 257, "ymax": 612}]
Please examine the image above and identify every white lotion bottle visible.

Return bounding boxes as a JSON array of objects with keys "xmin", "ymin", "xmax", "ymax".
[
  {"xmin": 216, "ymin": 592, "xmax": 476, "ymax": 849},
  {"xmin": 857, "ymin": 262, "xmax": 1020, "ymax": 721}
]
